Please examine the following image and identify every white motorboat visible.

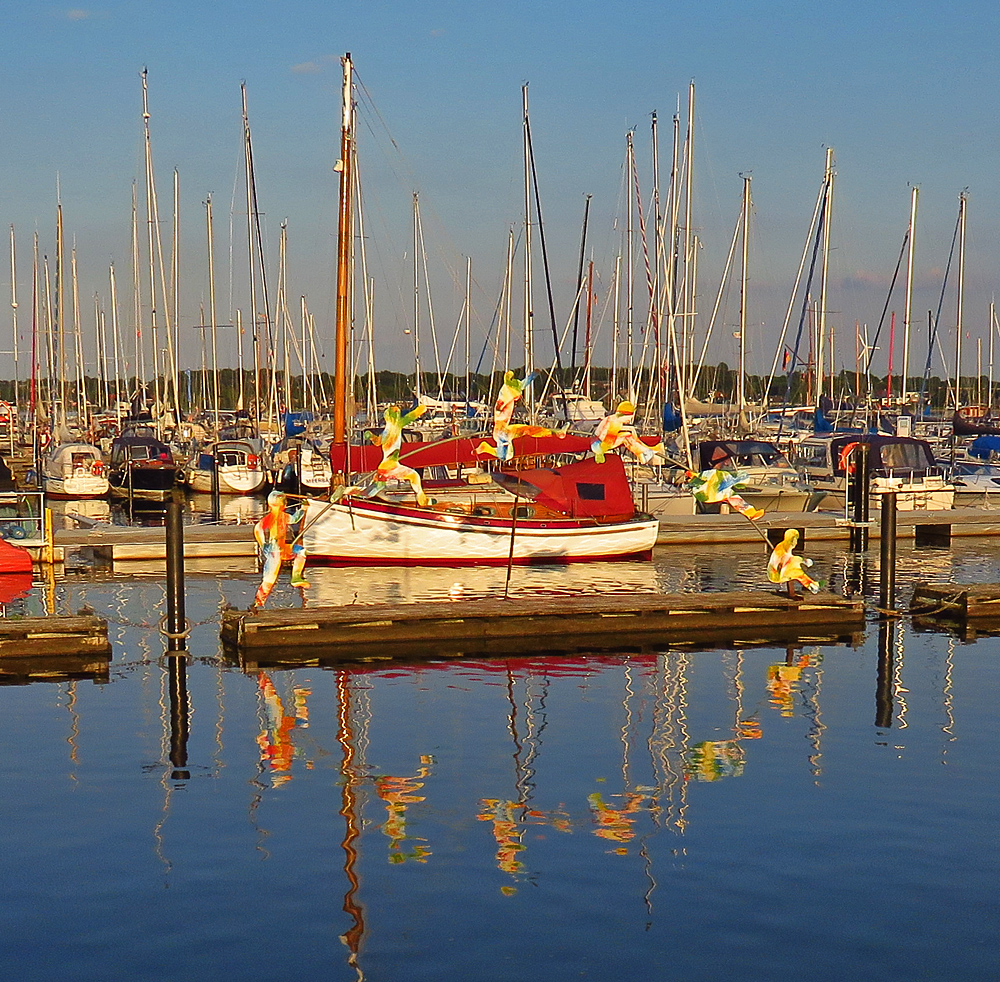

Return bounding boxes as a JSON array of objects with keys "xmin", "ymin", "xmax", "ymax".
[{"xmin": 41, "ymin": 442, "xmax": 110, "ymax": 499}]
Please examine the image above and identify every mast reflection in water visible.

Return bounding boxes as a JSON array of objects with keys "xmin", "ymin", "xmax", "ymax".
[{"xmin": 3, "ymin": 543, "xmax": 1000, "ymax": 981}]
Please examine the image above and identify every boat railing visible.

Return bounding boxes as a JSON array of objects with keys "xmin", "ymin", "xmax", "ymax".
[{"xmin": 0, "ymin": 490, "xmax": 46, "ymax": 546}]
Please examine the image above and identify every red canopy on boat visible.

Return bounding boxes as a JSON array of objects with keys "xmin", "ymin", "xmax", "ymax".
[
  {"xmin": 329, "ymin": 433, "xmax": 661, "ymax": 475},
  {"xmin": 492, "ymin": 455, "xmax": 637, "ymax": 521}
]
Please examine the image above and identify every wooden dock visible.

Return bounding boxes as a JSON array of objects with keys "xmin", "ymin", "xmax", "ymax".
[
  {"xmin": 911, "ymin": 582, "xmax": 1000, "ymax": 628},
  {"xmin": 0, "ymin": 612, "xmax": 112, "ymax": 683},
  {"xmin": 40, "ymin": 502, "xmax": 1000, "ymax": 566},
  {"xmin": 657, "ymin": 506, "xmax": 1000, "ymax": 545},
  {"xmin": 220, "ymin": 591, "xmax": 865, "ymax": 667},
  {"xmin": 53, "ymin": 523, "xmax": 257, "ymax": 564}
]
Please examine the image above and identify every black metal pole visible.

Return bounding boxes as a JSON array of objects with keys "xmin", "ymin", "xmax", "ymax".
[
  {"xmin": 165, "ymin": 494, "xmax": 186, "ymax": 652},
  {"xmin": 879, "ymin": 490, "xmax": 898, "ymax": 610},
  {"xmin": 211, "ymin": 450, "xmax": 221, "ymax": 521},
  {"xmin": 167, "ymin": 654, "xmax": 190, "ymax": 780},
  {"xmin": 848, "ymin": 441, "xmax": 870, "ymax": 551},
  {"xmin": 875, "ymin": 616, "xmax": 894, "ymax": 729}
]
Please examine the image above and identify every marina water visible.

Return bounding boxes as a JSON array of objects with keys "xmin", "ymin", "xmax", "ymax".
[{"xmin": 2, "ymin": 540, "xmax": 998, "ymax": 981}]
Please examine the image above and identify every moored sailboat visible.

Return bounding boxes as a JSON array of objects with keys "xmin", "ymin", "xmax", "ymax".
[{"xmin": 300, "ymin": 55, "xmax": 658, "ymax": 567}]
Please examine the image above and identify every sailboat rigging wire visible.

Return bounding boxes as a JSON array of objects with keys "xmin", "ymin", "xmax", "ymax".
[
  {"xmin": 866, "ymin": 230, "xmax": 909, "ymax": 375},
  {"xmin": 524, "ymin": 112, "xmax": 567, "ymax": 401},
  {"xmin": 918, "ymin": 203, "xmax": 962, "ymax": 407},
  {"xmin": 761, "ymin": 168, "xmax": 828, "ymax": 407},
  {"xmin": 774, "ymin": 195, "xmax": 826, "ymax": 440}
]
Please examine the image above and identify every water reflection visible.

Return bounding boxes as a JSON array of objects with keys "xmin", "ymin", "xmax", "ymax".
[{"xmin": 8, "ymin": 541, "xmax": 1000, "ymax": 980}]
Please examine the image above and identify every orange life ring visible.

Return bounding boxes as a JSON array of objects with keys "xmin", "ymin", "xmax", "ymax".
[
  {"xmin": 91, "ymin": 460, "xmax": 104, "ymax": 476},
  {"xmin": 838, "ymin": 441, "xmax": 860, "ymax": 475}
]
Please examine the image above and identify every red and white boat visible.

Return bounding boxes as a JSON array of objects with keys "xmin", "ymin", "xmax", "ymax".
[
  {"xmin": 302, "ymin": 454, "xmax": 658, "ymax": 566},
  {"xmin": 300, "ymin": 55, "xmax": 657, "ymax": 568}
]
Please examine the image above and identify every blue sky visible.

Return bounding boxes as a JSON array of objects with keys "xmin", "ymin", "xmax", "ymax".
[{"xmin": 3, "ymin": 0, "xmax": 1000, "ymax": 384}]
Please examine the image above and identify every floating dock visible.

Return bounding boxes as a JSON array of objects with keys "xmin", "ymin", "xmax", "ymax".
[
  {"xmin": 43, "ymin": 505, "xmax": 1000, "ymax": 566},
  {"xmin": 657, "ymin": 506, "xmax": 1000, "ymax": 545},
  {"xmin": 54, "ymin": 523, "xmax": 257, "ymax": 564},
  {"xmin": 220, "ymin": 591, "xmax": 865, "ymax": 667},
  {"xmin": 911, "ymin": 582, "xmax": 1000, "ymax": 639},
  {"xmin": 0, "ymin": 612, "xmax": 112, "ymax": 683}
]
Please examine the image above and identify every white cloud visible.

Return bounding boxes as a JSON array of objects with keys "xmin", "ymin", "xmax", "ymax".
[
  {"xmin": 291, "ymin": 61, "xmax": 322, "ymax": 75},
  {"xmin": 66, "ymin": 8, "xmax": 91, "ymax": 20}
]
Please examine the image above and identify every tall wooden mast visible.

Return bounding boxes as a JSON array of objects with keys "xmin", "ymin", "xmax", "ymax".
[{"xmin": 333, "ymin": 53, "xmax": 354, "ymax": 445}]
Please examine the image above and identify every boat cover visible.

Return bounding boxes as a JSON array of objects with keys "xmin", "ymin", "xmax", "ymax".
[{"xmin": 491, "ymin": 455, "xmax": 637, "ymax": 521}]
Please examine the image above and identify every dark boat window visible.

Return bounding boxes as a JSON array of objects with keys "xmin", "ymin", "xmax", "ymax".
[
  {"xmin": 576, "ymin": 482, "xmax": 606, "ymax": 501},
  {"xmin": 880, "ymin": 443, "xmax": 930, "ymax": 470}
]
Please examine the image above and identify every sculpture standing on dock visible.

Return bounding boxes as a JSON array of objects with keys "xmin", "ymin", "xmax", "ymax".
[
  {"xmin": 686, "ymin": 468, "xmax": 766, "ymax": 521},
  {"xmin": 476, "ymin": 370, "xmax": 559, "ymax": 462},
  {"xmin": 767, "ymin": 528, "xmax": 820, "ymax": 597},
  {"xmin": 591, "ymin": 401, "xmax": 664, "ymax": 464},
  {"xmin": 253, "ymin": 491, "xmax": 309, "ymax": 607},
  {"xmin": 368, "ymin": 403, "xmax": 431, "ymax": 505}
]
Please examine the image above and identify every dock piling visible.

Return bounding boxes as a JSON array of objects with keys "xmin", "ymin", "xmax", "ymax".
[
  {"xmin": 165, "ymin": 495, "xmax": 187, "ymax": 652},
  {"xmin": 879, "ymin": 490, "xmax": 898, "ymax": 611},
  {"xmin": 848, "ymin": 442, "xmax": 870, "ymax": 551}
]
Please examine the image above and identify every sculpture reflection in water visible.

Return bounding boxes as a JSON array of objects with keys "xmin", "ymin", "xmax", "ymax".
[{"xmin": 256, "ymin": 672, "xmax": 312, "ymax": 787}]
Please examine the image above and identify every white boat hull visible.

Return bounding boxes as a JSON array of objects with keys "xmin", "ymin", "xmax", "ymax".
[
  {"xmin": 301, "ymin": 497, "xmax": 659, "ymax": 566},
  {"xmin": 42, "ymin": 474, "xmax": 110, "ymax": 499},
  {"xmin": 185, "ymin": 466, "xmax": 267, "ymax": 495}
]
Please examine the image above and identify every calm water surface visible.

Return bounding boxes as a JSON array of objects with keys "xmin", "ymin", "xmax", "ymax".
[{"xmin": 2, "ymin": 539, "xmax": 999, "ymax": 981}]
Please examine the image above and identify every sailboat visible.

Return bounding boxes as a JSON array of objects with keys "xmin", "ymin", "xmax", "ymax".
[
  {"xmin": 300, "ymin": 55, "xmax": 659, "ymax": 567},
  {"xmin": 40, "ymin": 207, "xmax": 110, "ymax": 500}
]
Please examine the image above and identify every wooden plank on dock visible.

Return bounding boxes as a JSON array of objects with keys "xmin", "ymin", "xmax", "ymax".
[
  {"xmin": 0, "ymin": 614, "xmax": 112, "ymax": 660},
  {"xmin": 221, "ymin": 591, "xmax": 865, "ymax": 665},
  {"xmin": 911, "ymin": 582, "xmax": 1000, "ymax": 622}
]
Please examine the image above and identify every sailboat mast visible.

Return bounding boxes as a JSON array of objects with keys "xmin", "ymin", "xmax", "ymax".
[
  {"xmin": 9, "ymin": 226, "xmax": 18, "ymax": 420},
  {"xmin": 900, "ymin": 185, "xmax": 918, "ymax": 407},
  {"xmin": 109, "ymin": 264, "xmax": 122, "ymax": 424},
  {"xmin": 71, "ymin": 246, "xmax": 89, "ymax": 429},
  {"xmin": 464, "ymin": 256, "xmax": 472, "ymax": 413},
  {"xmin": 738, "ymin": 175, "xmax": 751, "ymax": 416},
  {"xmin": 989, "ymin": 300, "xmax": 996, "ymax": 409},
  {"xmin": 411, "ymin": 192, "xmax": 422, "ymax": 401},
  {"xmin": 522, "ymin": 84, "xmax": 534, "ymax": 412},
  {"xmin": 56, "ymin": 201, "xmax": 66, "ymax": 426},
  {"xmin": 683, "ymin": 82, "xmax": 696, "ymax": 393},
  {"xmin": 954, "ymin": 191, "xmax": 967, "ymax": 412},
  {"xmin": 242, "ymin": 85, "xmax": 261, "ymax": 423},
  {"xmin": 141, "ymin": 69, "xmax": 163, "ymax": 430},
  {"xmin": 333, "ymin": 52, "xmax": 354, "ymax": 445},
  {"xmin": 206, "ymin": 194, "xmax": 221, "ymax": 434},
  {"xmin": 817, "ymin": 147, "xmax": 834, "ymax": 407}
]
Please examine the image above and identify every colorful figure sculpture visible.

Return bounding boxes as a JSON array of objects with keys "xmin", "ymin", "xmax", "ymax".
[
  {"xmin": 371, "ymin": 403, "xmax": 427, "ymax": 457},
  {"xmin": 591, "ymin": 401, "xmax": 664, "ymax": 464},
  {"xmin": 370, "ymin": 452, "xmax": 431, "ymax": 506},
  {"xmin": 475, "ymin": 370, "xmax": 559, "ymax": 461},
  {"xmin": 686, "ymin": 468, "xmax": 766, "ymax": 521},
  {"xmin": 767, "ymin": 528, "xmax": 820, "ymax": 597},
  {"xmin": 368, "ymin": 403, "xmax": 431, "ymax": 504},
  {"xmin": 253, "ymin": 490, "xmax": 309, "ymax": 607}
]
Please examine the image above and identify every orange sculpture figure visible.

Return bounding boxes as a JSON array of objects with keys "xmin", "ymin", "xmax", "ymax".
[
  {"xmin": 253, "ymin": 490, "xmax": 309, "ymax": 607},
  {"xmin": 369, "ymin": 403, "xmax": 431, "ymax": 504},
  {"xmin": 475, "ymin": 370, "xmax": 560, "ymax": 462},
  {"xmin": 591, "ymin": 401, "xmax": 664, "ymax": 464},
  {"xmin": 767, "ymin": 528, "xmax": 820, "ymax": 597}
]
